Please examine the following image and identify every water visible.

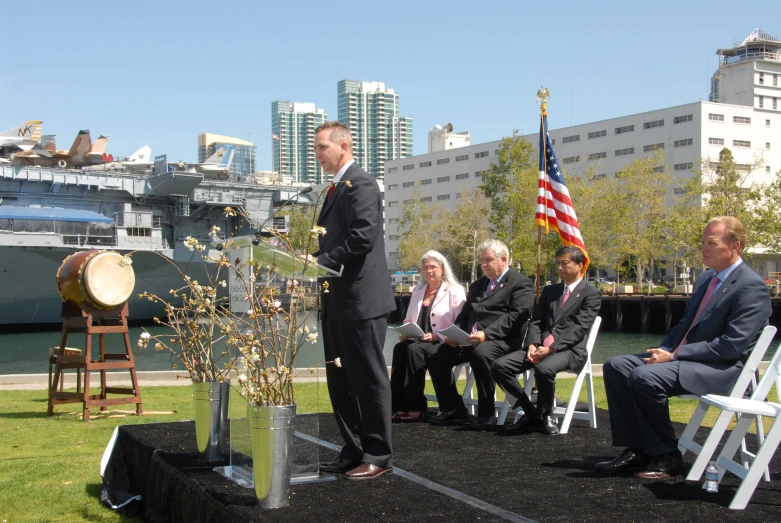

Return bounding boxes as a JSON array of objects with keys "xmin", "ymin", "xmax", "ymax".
[{"xmin": 0, "ymin": 321, "xmax": 661, "ymax": 375}]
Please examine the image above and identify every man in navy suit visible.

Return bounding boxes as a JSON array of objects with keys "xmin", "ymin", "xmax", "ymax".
[
  {"xmin": 596, "ymin": 216, "xmax": 771, "ymax": 479},
  {"xmin": 493, "ymin": 246, "xmax": 601, "ymax": 435},
  {"xmin": 313, "ymin": 122, "xmax": 397, "ymax": 480}
]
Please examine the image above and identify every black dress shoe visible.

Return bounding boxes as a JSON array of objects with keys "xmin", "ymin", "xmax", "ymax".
[
  {"xmin": 344, "ymin": 463, "xmax": 393, "ymax": 480},
  {"xmin": 320, "ymin": 457, "xmax": 360, "ymax": 474},
  {"xmin": 500, "ymin": 414, "xmax": 542, "ymax": 434},
  {"xmin": 429, "ymin": 409, "xmax": 468, "ymax": 425},
  {"xmin": 540, "ymin": 415, "xmax": 560, "ymax": 435},
  {"xmin": 469, "ymin": 416, "xmax": 497, "ymax": 430},
  {"xmin": 594, "ymin": 448, "xmax": 650, "ymax": 472},
  {"xmin": 634, "ymin": 451, "xmax": 685, "ymax": 479}
]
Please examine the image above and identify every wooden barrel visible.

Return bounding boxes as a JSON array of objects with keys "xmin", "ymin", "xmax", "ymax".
[{"xmin": 56, "ymin": 250, "xmax": 135, "ymax": 310}]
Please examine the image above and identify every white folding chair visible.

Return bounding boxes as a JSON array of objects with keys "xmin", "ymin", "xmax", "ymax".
[
  {"xmin": 497, "ymin": 316, "xmax": 602, "ymax": 433},
  {"xmin": 679, "ymin": 325, "xmax": 777, "ymax": 482},
  {"xmin": 695, "ymin": 344, "xmax": 781, "ymax": 510},
  {"xmin": 425, "ymin": 362, "xmax": 478, "ymax": 414}
]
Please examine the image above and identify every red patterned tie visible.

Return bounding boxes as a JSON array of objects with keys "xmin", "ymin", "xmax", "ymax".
[
  {"xmin": 675, "ymin": 275, "xmax": 720, "ymax": 352},
  {"xmin": 326, "ymin": 185, "xmax": 335, "ymax": 200},
  {"xmin": 542, "ymin": 287, "xmax": 570, "ymax": 347}
]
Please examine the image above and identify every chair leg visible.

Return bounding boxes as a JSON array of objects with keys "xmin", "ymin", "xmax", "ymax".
[
  {"xmin": 686, "ymin": 410, "xmax": 734, "ymax": 481},
  {"xmin": 717, "ymin": 415, "xmax": 756, "ymax": 481},
  {"xmin": 585, "ymin": 370, "xmax": 597, "ymax": 429},
  {"xmin": 559, "ymin": 369, "xmax": 587, "ymax": 435},
  {"xmin": 678, "ymin": 402, "xmax": 710, "ymax": 458},
  {"xmin": 729, "ymin": 419, "xmax": 781, "ymax": 510}
]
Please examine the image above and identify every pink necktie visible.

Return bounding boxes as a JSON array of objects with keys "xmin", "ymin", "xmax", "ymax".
[
  {"xmin": 675, "ymin": 276, "xmax": 720, "ymax": 351},
  {"xmin": 471, "ymin": 279, "xmax": 498, "ymax": 333},
  {"xmin": 542, "ymin": 287, "xmax": 570, "ymax": 347}
]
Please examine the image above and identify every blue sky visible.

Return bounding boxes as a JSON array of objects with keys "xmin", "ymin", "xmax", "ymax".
[{"xmin": 1, "ymin": 1, "xmax": 772, "ymax": 171}]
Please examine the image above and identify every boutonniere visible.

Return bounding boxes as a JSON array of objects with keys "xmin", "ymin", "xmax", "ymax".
[
  {"xmin": 576, "ymin": 293, "xmax": 581, "ymax": 298},
  {"xmin": 499, "ymin": 283, "xmax": 504, "ymax": 289}
]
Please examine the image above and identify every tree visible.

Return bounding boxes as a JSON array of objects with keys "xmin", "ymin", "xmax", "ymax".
[
  {"xmin": 281, "ymin": 203, "xmax": 321, "ymax": 254},
  {"xmin": 438, "ymin": 188, "xmax": 493, "ymax": 282},
  {"xmin": 754, "ymin": 169, "xmax": 781, "ymax": 253},
  {"xmin": 396, "ymin": 188, "xmax": 443, "ymax": 271},
  {"xmin": 698, "ymin": 147, "xmax": 763, "ymax": 228}
]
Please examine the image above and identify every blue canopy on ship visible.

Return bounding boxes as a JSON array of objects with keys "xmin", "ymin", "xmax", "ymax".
[{"xmin": 0, "ymin": 206, "xmax": 113, "ymax": 223}]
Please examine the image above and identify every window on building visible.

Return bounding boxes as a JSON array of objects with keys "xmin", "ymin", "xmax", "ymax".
[
  {"xmin": 759, "ymin": 96, "xmax": 764, "ymax": 109},
  {"xmin": 652, "ymin": 166, "xmax": 665, "ymax": 173},
  {"xmin": 475, "ymin": 171, "xmax": 487, "ymax": 177},
  {"xmin": 419, "ymin": 161, "xmax": 432, "ymax": 168},
  {"xmin": 389, "ymin": 217, "xmax": 399, "ymax": 224},
  {"xmin": 562, "ymin": 156, "xmax": 580, "ymax": 164},
  {"xmin": 736, "ymin": 164, "xmax": 751, "ymax": 172},
  {"xmin": 389, "ymin": 251, "xmax": 399, "ymax": 257},
  {"xmin": 457, "ymin": 190, "xmax": 469, "ymax": 199},
  {"xmin": 387, "ymin": 167, "xmax": 398, "ymax": 174},
  {"xmin": 474, "ymin": 151, "xmax": 489, "ymax": 158},
  {"xmin": 420, "ymin": 196, "xmax": 432, "ymax": 202},
  {"xmin": 767, "ymin": 143, "xmax": 771, "ymax": 150},
  {"xmin": 774, "ymin": 98, "xmax": 778, "ymax": 110},
  {"xmin": 455, "ymin": 173, "xmax": 469, "ymax": 180},
  {"xmin": 674, "ymin": 162, "xmax": 693, "ymax": 171},
  {"xmin": 455, "ymin": 154, "xmax": 468, "ymax": 162},
  {"xmin": 709, "ymin": 113, "xmax": 725, "ymax": 122},
  {"xmin": 403, "ymin": 199, "xmax": 414, "ymax": 204},
  {"xmin": 420, "ymin": 179, "xmax": 432, "ymax": 185},
  {"xmin": 437, "ymin": 176, "xmax": 450, "ymax": 183},
  {"xmin": 402, "ymin": 164, "xmax": 414, "ymax": 171},
  {"xmin": 775, "ymin": 74, "xmax": 778, "ymax": 87},
  {"xmin": 733, "ymin": 140, "xmax": 751, "ymax": 148},
  {"xmin": 590, "ymin": 173, "xmax": 606, "ymax": 180},
  {"xmin": 562, "ymin": 134, "xmax": 581, "ymax": 144},
  {"xmin": 674, "ymin": 114, "xmax": 693, "ymax": 124},
  {"xmin": 643, "ymin": 119, "xmax": 664, "ymax": 129},
  {"xmin": 734, "ymin": 116, "xmax": 751, "ymax": 124},
  {"xmin": 387, "ymin": 184, "xmax": 398, "ymax": 190},
  {"xmin": 389, "ymin": 235, "xmax": 399, "ymax": 241},
  {"xmin": 587, "ymin": 130, "xmax": 607, "ymax": 139},
  {"xmin": 388, "ymin": 201, "xmax": 398, "ymax": 207},
  {"xmin": 709, "ymin": 138, "xmax": 724, "ymax": 145},
  {"xmin": 768, "ymin": 119, "xmax": 772, "ymax": 126},
  {"xmin": 615, "ymin": 147, "xmax": 635, "ymax": 156},
  {"xmin": 759, "ymin": 72, "xmax": 765, "ymax": 85},
  {"xmin": 402, "ymin": 181, "xmax": 415, "ymax": 188},
  {"xmin": 551, "ymin": 138, "xmax": 556, "ymax": 145},
  {"xmin": 643, "ymin": 143, "xmax": 664, "ymax": 152},
  {"xmin": 437, "ymin": 194, "xmax": 451, "ymax": 201},
  {"xmin": 437, "ymin": 158, "xmax": 450, "ymax": 165},
  {"xmin": 615, "ymin": 125, "xmax": 635, "ymax": 134},
  {"xmin": 674, "ymin": 187, "xmax": 689, "ymax": 195},
  {"xmin": 767, "ymin": 166, "xmax": 772, "ymax": 173},
  {"xmin": 674, "ymin": 138, "xmax": 693, "ymax": 148},
  {"xmin": 587, "ymin": 152, "xmax": 607, "ymax": 160}
]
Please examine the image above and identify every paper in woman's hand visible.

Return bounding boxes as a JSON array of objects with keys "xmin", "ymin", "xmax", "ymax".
[
  {"xmin": 390, "ymin": 322, "xmax": 426, "ymax": 338},
  {"xmin": 436, "ymin": 324, "xmax": 472, "ymax": 346}
]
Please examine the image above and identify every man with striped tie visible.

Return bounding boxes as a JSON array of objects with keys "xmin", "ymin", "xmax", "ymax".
[
  {"xmin": 595, "ymin": 216, "xmax": 771, "ymax": 479},
  {"xmin": 428, "ymin": 239, "xmax": 534, "ymax": 430},
  {"xmin": 493, "ymin": 245, "xmax": 601, "ymax": 435}
]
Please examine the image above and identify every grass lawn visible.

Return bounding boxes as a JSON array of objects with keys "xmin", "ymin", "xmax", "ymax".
[{"xmin": 0, "ymin": 378, "xmax": 736, "ymax": 522}]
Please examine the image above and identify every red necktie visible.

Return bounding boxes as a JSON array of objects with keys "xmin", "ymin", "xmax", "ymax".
[
  {"xmin": 326, "ymin": 185, "xmax": 335, "ymax": 200},
  {"xmin": 675, "ymin": 276, "xmax": 720, "ymax": 351},
  {"xmin": 542, "ymin": 287, "xmax": 570, "ymax": 347}
]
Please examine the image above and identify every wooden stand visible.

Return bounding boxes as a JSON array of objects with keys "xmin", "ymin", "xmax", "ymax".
[{"xmin": 47, "ymin": 302, "xmax": 143, "ymax": 420}]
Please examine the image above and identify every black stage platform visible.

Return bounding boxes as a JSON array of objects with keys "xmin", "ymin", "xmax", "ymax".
[{"xmin": 103, "ymin": 410, "xmax": 781, "ymax": 522}]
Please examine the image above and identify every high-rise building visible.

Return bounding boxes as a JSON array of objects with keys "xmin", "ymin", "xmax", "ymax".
[
  {"xmin": 271, "ymin": 101, "xmax": 328, "ymax": 184},
  {"xmin": 337, "ymin": 79, "xmax": 413, "ymax": 179},
  {"xmin": 197, "ymin": 133, "xmax": 255, "ymax": 181}
]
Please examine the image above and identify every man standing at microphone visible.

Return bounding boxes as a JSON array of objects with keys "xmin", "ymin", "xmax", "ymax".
[{"xmin": 313, "ymin": 121, "xmax": 396, "ymax": 480}]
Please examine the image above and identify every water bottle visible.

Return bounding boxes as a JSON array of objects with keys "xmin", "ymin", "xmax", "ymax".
[{"xmin": 704, "ymin": 461, "xmax": 719, "ymax": 493}]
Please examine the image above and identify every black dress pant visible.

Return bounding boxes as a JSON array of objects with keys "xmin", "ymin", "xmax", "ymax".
[
  {"xmin": 390, "ymin": 340, "xmax": 442, "ymax": 412},
  {"xmin": 322, "ymin": 314, "xmax": 392, "ymax": 468},
  {"xmin": 427, "ymin": 339, "xmax": 512, "ymax": 418},
  {"xmin": 492, "ymin": 348, "xmax": 583, "ymax": 418}
]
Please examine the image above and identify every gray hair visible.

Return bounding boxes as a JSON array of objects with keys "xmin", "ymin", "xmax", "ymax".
[
  {"xmin": 477, "ymin": 239, "xmax": 509, "ymax": 260},
  {"xmin": 420, "ymin": 250, "xmax": 461, "ymax": 286}
]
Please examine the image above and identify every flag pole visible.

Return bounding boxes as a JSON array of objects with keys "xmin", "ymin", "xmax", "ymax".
[{"xmin": 535, "ymin": 88, "xmax": 550, "ymax": 303}]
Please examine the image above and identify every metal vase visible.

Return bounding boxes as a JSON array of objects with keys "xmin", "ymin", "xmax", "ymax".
[
  {"xmin": 193, "ymin": 380, "xmax": 230, "ymax": 463},
  {"xmin": 249, "ymin": 404, "xmax": 296, "ymax": 509}
]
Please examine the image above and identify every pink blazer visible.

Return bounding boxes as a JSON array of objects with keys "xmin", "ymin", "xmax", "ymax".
[{"xmin": 403, "ymin": 281, "xmax": 467, "ymax": 342}]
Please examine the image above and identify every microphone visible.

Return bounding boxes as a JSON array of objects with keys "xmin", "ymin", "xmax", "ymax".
[{"xmin": 252, "ymin": 185, "xmax": 313, "ymax": 245}]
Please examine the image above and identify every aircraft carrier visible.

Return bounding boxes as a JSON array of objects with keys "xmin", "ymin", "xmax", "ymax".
[{"xmin": 0, "ymin": 164, "xmax": 313, "ymax": 326}]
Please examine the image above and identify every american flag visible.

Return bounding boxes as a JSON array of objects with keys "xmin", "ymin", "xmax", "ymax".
[
  {"xmin": 272, "ymin": 134, "xmax": 280, "ymax": 140},
  {"xmin": 536, "ymin": 116, "xmax": 590, "ymax": 272}
]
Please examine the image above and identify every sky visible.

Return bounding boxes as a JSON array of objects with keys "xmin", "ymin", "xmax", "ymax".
[{"xmin": 1, "ymin": 1, "xmax": 774, "ymax": 171}]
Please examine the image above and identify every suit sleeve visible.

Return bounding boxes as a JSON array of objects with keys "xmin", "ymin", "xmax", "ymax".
[
  {"xmin": 675, "ymin": 275, "xmax": 771, "ymax": 363},
  {"xmin": 526, "ymin": 287, "xmax": 550, "ymax": 347},
  {"xmin": 316, "ymin": 175, "xmax": 381, "ymax": 270},
  {"xmin": 454, "ymin": 281, "xmax": 480, "ymax": 331},
  {"xmin": 550, "ymin": 288, "xmax": 601, "ymax": 353},
  {"xmin": 482, "ymin": 274, "xmax": 534, "ymax": 341}
]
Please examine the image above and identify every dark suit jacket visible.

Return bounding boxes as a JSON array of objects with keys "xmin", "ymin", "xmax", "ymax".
[
  {"xmin": 661, "ymin": 261, "xmax": 771, "ymax": 396},
  {"xmin": 455, "ymin": 268, "xmax": 534, "ymax": 343},
  {"xmin": 526, "ymin": 280, "xmax": 602, "ymax": 372},
  {"xmin": 315, "ymin": 162, "xmax": 396, "ymax": 322}
]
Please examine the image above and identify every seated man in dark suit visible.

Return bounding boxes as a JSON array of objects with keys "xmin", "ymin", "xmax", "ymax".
[
  {"xmin": 493, "ymin": 246, "xmax": 601, "ymax": 435},
  {"xmin": 428, "ymin": 239, "xmax": 534, "ymax": 430},
  {"xmin": 596, "ymin": 216, "xmax": 771, "ymax": 479}
]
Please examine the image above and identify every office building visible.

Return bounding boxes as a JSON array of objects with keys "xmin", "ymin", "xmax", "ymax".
[
  {"xmin": 337, "ymin": 79, "xmax": 413, "ymax": 179},
  {"xmin": 271, "ymin": 101, "xmax": 328, "ymax": 184},
  {"xmin": 384, "ymin": 29, "xmax": 781, "ymax": 275},
  {"xmin": 197, "ymin": 133, "xmax": 255, "ymax": 181},
  {"xmin": 428, "ymin": 123, "xmax": 471, "ymax": 153}
]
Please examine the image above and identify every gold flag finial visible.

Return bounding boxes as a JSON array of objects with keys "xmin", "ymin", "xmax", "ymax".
[{"xmin": 536, "ymin": 87, "xmax": 550, "ymax": 117}]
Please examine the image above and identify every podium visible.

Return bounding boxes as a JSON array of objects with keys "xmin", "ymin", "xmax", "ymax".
[{"xmin": 214, "ymin": 237, "xmax": 342, "ymax": 487}]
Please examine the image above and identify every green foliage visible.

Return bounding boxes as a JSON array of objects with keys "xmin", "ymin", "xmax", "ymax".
[
  {"xmin": 281, "ymin": 203, "xmax": 322, "ymax": 254},
  {"xmin": 396, "ymin": 187, "xmax": 441, "ymax": 271},
  {"xmin": 754, "ymin": 169, "xmax": 781, "ymax": 254}
]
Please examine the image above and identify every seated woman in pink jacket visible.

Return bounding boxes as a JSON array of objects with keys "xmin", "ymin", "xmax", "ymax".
[{"xmin": 391, "ymin": 250, "xmax": 466, "ymax": 422}]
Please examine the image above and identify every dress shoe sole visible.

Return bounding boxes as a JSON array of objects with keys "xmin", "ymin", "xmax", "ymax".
[
  {"xmin": 634, "ymin": 463, "xmax": 685, "ymax": 479},
  {"xmin": 344, "ymin": 468, "xmax": 393, "ymax": 481}
]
